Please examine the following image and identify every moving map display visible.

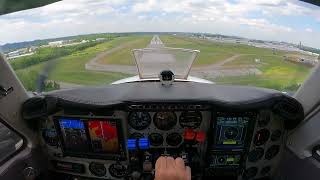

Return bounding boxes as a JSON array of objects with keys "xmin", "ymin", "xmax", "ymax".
[
  {"xmin": 88, "ymin": 120, "xmax": 119, "ymax": 153},
  {"xmin": 57, "ymin": 117, "xmax": 121, "ymax": 157},
  {"xmin": 214, "ymin": 113, "xmax": 251, "ymax": 149}
]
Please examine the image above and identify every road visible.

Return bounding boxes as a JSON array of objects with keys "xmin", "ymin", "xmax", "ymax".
[
  {"xmin": 85, "ymin": 35, "xmax": 169, "ymax": 75},
  {"xmin": 85, "ymin": 39, "xmax": 140, "ymax": 75},
  {"xmin": 85, "ymin": 35, "xmax": 261, "ymax": 79},
  {"xmin": 191, "ymin": 54, "xmax": 261, "ymax": 78}
]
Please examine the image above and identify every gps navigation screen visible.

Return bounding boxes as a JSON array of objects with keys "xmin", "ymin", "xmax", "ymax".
[{"xmin": 57, "ymin": 117, "xmax": 121, "ymax": 157}]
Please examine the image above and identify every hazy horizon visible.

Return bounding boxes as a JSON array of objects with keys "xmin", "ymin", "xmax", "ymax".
[
  {"xmin": 0, "ymin": 31, "xmax": 312, "ymax": 48},
  {"xmin": 0, "ymin": 0, "xmax": 319, "ymax": 48}
]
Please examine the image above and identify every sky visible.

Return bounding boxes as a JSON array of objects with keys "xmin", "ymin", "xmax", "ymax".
[{"xmin": 0, "ymin": 0, "xmax": 320, "ymax": 48}]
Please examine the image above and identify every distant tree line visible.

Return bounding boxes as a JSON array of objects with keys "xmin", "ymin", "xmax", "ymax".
[
  {"xmin": 1, "ymin": 33, "xmax": 117, "ymax": 52},
  {"xmin": 301, "ymin": 46, "xmax": 320, "ymax": 54},
  {"xmin": 10, "ymin": 40, "xmax": 105, "ymax": 70}
]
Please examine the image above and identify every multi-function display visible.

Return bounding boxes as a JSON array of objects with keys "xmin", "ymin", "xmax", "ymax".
[
  {"xmin": 55, "ymin": 117, "xmax": 124, "ymax": 159},
  {"xmin": 214, "ymin": 112, "xmax": 253, "ymax": 149}
]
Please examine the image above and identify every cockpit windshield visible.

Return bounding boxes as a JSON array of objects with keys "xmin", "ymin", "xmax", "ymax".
[
  {"xmin": 133, "ymin": 47, "xmax": 199, "ymax": 79},
  {"xmin": 0, "ymin": 0, "xmax": 319, "ymax": 93}
]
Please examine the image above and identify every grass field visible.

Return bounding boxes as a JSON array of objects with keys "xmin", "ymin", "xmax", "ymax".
[
  {"xmin": 15, "ymin": 36, "xmax": 136, "ymax": 90},
  {"xmin": 94, "ymin": 35, "xmax": 289, "ymax": 67},
  {"xmin": 215, "ymin": 53, "xmax": 312, "ymax": 90},
  {"xmin": 159, "ymin": 36, "xmax": 313, "ymax": 91},
  {"xmin": 12, "ymin": 34, "xmax": 314, "ymax": 92},
  {"xmin": 97, "ymin": 36, "xmax": 151, "ymax": 65},
  {"xmin": 48, "ymin": 36, "xmax": 135, "ymax": 84},
  {"xmin": 160, "ymin": 36, "xmax": 282, "ymax": 66}
]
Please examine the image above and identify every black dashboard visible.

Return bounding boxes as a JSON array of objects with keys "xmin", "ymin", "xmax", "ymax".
[{"xmin": 22, "ymin": 82, "xmax": 304, "ymax": 180}]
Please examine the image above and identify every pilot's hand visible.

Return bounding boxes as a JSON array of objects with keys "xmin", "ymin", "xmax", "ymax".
[{"xmin": 155, "ymin": 156, "xmax": 191, "ymax": 180}]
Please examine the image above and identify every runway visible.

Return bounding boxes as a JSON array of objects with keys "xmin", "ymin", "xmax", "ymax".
[{"xmin": 85, "ymin": 35, "xmax": 261, "ymax": 79}]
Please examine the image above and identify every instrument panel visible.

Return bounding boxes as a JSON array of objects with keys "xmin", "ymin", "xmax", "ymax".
[
  {"xmin": 38, "ymin": 103, "xmax": 286, "ymax": 180},
  {"xmin": 20, "ymin": 82, "xmax": 303, "ymax": 180}
]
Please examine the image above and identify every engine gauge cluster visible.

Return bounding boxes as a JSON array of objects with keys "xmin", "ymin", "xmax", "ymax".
[{"xmin": 242, "ymin": 110, "xmax": 284, "ymax": 180}]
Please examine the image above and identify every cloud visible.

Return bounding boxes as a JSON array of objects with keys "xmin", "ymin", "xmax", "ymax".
[
  {"xmin": 238, "ymin": 18, "xmax": 293, "ymax": 32},
  {"xmin": 305, "ymin": 28, "xmax": 313, "ymax": 32},
  {"xmin": 0, "ymin": 0, "xmax": 319, "ymax": 48}
]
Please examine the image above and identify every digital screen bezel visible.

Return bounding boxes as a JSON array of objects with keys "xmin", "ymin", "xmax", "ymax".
[
  {"xmin": 53, "ymin": 116, "xmax": 126, "ymax": 160},
  {"xmin": 213, "ymin": 112, "xmax": 256, "ymax": 150}
]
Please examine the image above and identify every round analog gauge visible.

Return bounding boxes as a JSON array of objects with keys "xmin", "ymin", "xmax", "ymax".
[
  {"xmin": 149, "ymin": 133, "xmax": 164, "ymax": 146},
  {"xmin": 166, "ymin": 133, "xmax": 182, "ymax": 146},
  {"xmin": 154, "ymin": 112, "xmax": 177, "ymax": 131},
  {"xmin": 109, "ymin": 164, "xmax": 127, "ymax": 178},
  {"xmin": 243, "ymin": 167, "xmax": 258, "ymax": 180},
  {"xmin": 260, "ymin": 166, "xmax": 271, "ymax": 176},
  {"xmin": 248, "ymin": 147, "xmax": 264, "ymax": 162},
  {"xmin": 217, "ymin": 156, "xmax": 226, "ymax": 164},
  {"xmin": 224, "ymin": 127, "xmax": 239, "ymax": 139},
  {"xmin": 130, "ymin": 132, "xmax": 144, "ymax": 139},
  {"xmin": 265, "ymin": 145, "xmax": 280, "ymax": 160},
  {"xmin": 254, "ymin": 129, "xmax": 270, "ymax": 146},
  {"xmin": 128, "ymin": 112, "xmax": 151, "ymax": 130},
  {"xmin": 271, "ymin": 130, "xmax": 282, "ymax": 141},
  {"xmin": 179, "ymin": 111, "xmax": 202, "ymax": 129},
  {"xmin": 258, "ymin": 111, "xmax": 271, "ymax": 127},
  {"xmin": 89, "ymin": 162, "xmax": 106, "ymax": 177}
]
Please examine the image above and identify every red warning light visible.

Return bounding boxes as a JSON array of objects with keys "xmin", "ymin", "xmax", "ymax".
[
  {"xmin": 196, "ymin": 131, "xmax": 205, "ymax": 143},
  {"xmin": 184, "ymin": 129, "xmax": 196, "ymax": 140}
]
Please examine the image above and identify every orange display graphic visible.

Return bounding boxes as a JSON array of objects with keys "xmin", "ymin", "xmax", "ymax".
[{"xmin": 88, "ymin": 120, "xmax": 119, "ymax": 153}]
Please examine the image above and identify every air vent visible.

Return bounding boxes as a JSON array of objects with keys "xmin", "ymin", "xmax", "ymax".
[
  {"xmin": 273, "ymin": 99, "xmax": 299, "ymax": 118},
  {"xmin": 273, "ymin": 98, "xmax": 304, "ymax": 130},
  {"xmin": 128, "ymin": 104, "xmax": 209, "ymax": 111},
  {"xmin": 277, "ymin": 101, "xmax": 298, "ymax": 115}
]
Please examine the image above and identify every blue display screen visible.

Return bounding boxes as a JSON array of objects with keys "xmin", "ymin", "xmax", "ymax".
[{"xmin": 59, "ymin": 118, "xmax": 85, "ymax": 129}]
